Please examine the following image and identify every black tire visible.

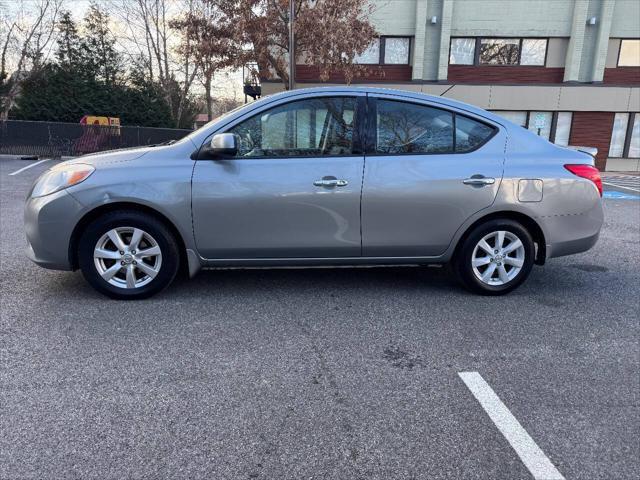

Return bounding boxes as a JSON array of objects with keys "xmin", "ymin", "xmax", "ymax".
[
  {"xmin": 78, "ymin": 210, "xmax": 180, "ymax": 300},
  {"xmin": 452, "ymin": 219, "xmax": 535, "ymax": 295}
]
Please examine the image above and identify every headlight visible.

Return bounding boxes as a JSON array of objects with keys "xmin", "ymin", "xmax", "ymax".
[{"xmin": 31, "ymin": 163, "xmax": 95, "ymax": 198}]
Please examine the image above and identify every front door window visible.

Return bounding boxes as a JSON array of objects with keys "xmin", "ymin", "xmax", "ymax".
[{"xmin": 227, "ymin": 97, "xmax": 358, "ymax": 158}]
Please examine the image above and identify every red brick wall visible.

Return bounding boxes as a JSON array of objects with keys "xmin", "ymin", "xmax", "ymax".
[
  {"xmin": 603, "ymin": 67, "xmax": 640, "ymax": 85},
  {"xmin": 447, "ymin": 65, "xmax": 565, "ymax": 84},
  {"xmin": 568, "ymin": 112, "xmax": 615, "ymax": 170},
  {"xmin": 295, "ymin": 65, "xmax": 412, "ymax": 83}
]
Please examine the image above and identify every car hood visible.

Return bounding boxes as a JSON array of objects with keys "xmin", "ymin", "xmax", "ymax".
[{"xmin": 64, "ymin": 146, "xmax": 151, "ymax": 168}]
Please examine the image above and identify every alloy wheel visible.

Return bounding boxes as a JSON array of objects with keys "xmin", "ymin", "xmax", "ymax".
[
  {"xmin": 93, "ymin": 227, "xmax": 162, "ymax": 289},
  {"xmin": 471, "ymin": 230, "xmax": 525, "ymax": 286}
]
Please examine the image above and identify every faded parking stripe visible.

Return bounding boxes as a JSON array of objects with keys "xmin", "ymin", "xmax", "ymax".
[
  {"xmin": 458, "ymin": 372, "xmax": 565, "ymax": 480},
  {"xmin": 8, "ymin": 159, "xmax": 51, "ymax": 176}
]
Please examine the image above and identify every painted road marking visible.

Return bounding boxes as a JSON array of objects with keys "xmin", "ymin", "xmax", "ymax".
[
  {"xmin": 603, "ymin": 191, "xmax": 640, "ymax": 200},
  {"xmin": 602, "ymin": 182, "xmax": 640, "ymax": 193},
  {"xmin": 8, "ymin": 159, "xmax": 51, "ymax": 176},
  {"xmin": 458, "ymin": 372, "xmax": 565, "ymax": 480}
]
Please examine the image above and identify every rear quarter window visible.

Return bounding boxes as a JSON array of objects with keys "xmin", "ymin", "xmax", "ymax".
[{"xmin": 455, "ymin": 115, "xmax": 496, "ymax": 152}]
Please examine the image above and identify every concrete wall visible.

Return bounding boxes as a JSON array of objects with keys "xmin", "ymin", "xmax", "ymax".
[
  {"xmin": 369, "ymin": 0, "xmax": 416, "ymax": 35},
  {"xmin": 365, "ymin": 0, "xmax": 639, "ymax": 83},
  {"xmin": 261, "ymin": 82, "xmax": 639, "ymax": 113},
  {"xmin": 449, "ymin": 0, "xmax": 575, "ymax": 36},
  {"xmin": 610, "ymin": 0, "xmax": 640, "ymax": 37},
  {"xmin": 369, "ymin": 0, "xmax": 639, "ymax": 38},
  {"xmin": 547, "ymin": 38, "xmax": 570, "ymax": 68}
]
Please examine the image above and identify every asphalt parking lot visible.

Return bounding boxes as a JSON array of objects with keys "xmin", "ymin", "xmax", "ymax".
[{"xmin": 1, "ymin": 156, "xmax": 639, "ymax": 479}]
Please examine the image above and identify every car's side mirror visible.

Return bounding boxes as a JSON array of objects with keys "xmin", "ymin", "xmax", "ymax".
[{"xmin": 207, "ymin": 133, "xmax": 237, "ymax": 159}]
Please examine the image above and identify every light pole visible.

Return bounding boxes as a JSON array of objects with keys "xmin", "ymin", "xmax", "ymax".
[{"xmin": 288, "ymin": 0, "xmax": 295, "ymax": 90}]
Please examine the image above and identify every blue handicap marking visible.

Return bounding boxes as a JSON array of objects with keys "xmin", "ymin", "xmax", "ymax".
[{"xmin": 603, "ymin": 191, "xmax": 640, "ymax": 200}]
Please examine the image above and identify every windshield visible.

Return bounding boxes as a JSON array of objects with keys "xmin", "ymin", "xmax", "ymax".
[{"xmin": 180, "ymin": 102, "xmax": 253, "ymax": 144}]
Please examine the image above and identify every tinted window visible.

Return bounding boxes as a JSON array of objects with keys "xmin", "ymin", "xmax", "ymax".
[
  {"xmin": 455, "ymin": 115, "xmax": 495, "ymax": 152},
  {"xmin": 227, "ymin": 97, "xmax": 357, "ymax": 157},
  {"xmin": 376, "ymin": 100, "xmax": 453, "ymax": 154}
]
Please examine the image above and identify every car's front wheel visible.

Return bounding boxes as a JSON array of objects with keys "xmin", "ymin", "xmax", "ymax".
[
  {"xmin": 453, "ymin": 219, "xmax": 535, "ymax": 295},
  {"xmin": 78, "ymin": 210, "xmax": 179, "ymax": 299}
]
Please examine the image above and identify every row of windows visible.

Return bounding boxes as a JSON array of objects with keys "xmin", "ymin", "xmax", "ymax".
[
  {"xmin": 492, "ymin": 110, "xmax": 640, "ymax": 158},
  {"xmin": 226, "ymin": 97, "xmax": 495, "ymax": 158},
  {"xmin": 450, "ymin": 37, "xmax": 640, "ymax": 68},
  {"xmin": 450, "ymin": 38, "xmax": 547, "ymax": 66},
  {"xmin": 618, "ymin": 39, "xmax": 640, "ymax": 67},
  {"xmin": 354, "ymin": 36, "xmax": 411, "ymax": 65},
  {"xmin": 351, "ymin": 37, "xmax": 639, "ymax": 68},
  {"xmin": 491, "ymin": 111, "xmax": 573, "ymax": 146},
  {"xmin": 610, "ymin": 113, "xmax": 640, "ymax": 158}
]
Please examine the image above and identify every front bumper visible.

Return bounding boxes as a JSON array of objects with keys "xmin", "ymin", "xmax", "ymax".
[{"xmin": 24, "ymin": 190, "xmax": 85, "ymax": 271}]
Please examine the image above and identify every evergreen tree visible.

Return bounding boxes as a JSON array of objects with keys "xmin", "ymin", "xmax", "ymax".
[
  {"xmin": 55, "ymin": 11, "xmax": 82, "ymax": 69},
  {"xmin": 13, "ymin": 4, "xmax": 177, "ymax": 128},
  {"xmin": 81, "ymin": 3, "xmax": 121, "ymax": 84}
]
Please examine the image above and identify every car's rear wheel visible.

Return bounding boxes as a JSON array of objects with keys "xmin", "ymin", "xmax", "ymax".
[
  {"xmin": 453, "ymin": 219, "xmax": 535, "ymax": 295},
  {"xmin": 78, "ymin": 210, "xmax": 179, "ymax": 299}
]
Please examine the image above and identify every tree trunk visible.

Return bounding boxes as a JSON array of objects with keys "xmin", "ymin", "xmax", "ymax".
[{"xmin": 205, "ymin": 74, "xmax": 213, "ymax": 121}]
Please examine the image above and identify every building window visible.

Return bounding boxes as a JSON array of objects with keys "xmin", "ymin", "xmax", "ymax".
[
  {"xmin": 354, "ymin": 39, "xmax": 380, "ymax": 64},
  {"xmin": 493, "ymin": 111, "xmax": 527, "ymax": 127},
  {"xmin": 384, "ymin": 37, "xmax": 411, "ymax": 64},
  {"xmin": 479, "ymin": 39, "xmax": 520, "ymax": 65},
  {"xmin": 609, "ymin": 113, "xmax": 629, "ymax": 157},
  {"xmin": 618, "ymin": 39, "xmax": 640, "ymax": 67},
  {"xmin": 554, "ymin": 112, "xmax": 573, "ymax": 146},
  {"xmin": 520, "ymin": 39, "xmax": 547, "ymax": 66},
  {"xmin": 450, "ymin": 38, "xmax": 475, "ymax": 65},
  {"xmin": 355, "ymin": 36, "xmax": 411, "ymax": 65},
  {"xmin": 527, "ymin": 112, "xmax": 553, "ymax": 140},
  {"xmin": 450, "ymin": 38, "xmax": 547, "ymax": 66},
  {"xmin": 491, "ymin": 111, "xmax": 573, "ymax": 145},
  {"xmin": 629, "ymin": 115, "xmax": 640, "ymax": 158},
  {"xmin": 609, "ymin": 113, "xmax": 640, "ymax": 158}
]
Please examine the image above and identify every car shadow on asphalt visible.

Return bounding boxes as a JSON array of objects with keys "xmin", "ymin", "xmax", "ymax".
[{"xmin": 38, "ymin": 261, "xmax": 592, "ymax": 304}]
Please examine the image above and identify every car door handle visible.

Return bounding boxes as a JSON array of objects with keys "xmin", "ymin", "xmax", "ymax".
[
  {"xmin": 463, "ymin": 176, "xmax": 495, "ymax": 186},
  {"xmin": 314, "ymin": 179, "xmax": 348, "ymax": 187}
]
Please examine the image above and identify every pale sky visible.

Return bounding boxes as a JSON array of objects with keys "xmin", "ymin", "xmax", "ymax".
[{"xmin": 4, "ymin": 0, "xmax": 244, "ymax": 99}]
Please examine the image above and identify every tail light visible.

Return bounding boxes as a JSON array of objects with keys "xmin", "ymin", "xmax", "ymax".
[{"xmin": 564, "ymin": 164, "xmax": 603, "ymax": 196}]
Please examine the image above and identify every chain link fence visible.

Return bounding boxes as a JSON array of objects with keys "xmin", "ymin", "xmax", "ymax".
[{"xmin": 0, "ymin": 120, "xmax": 193, "ymax": 158}]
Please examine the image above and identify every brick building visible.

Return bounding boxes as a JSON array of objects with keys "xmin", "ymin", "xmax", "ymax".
[{"xmin": 260, "ymin": 0, "xmax": 640, "ymax": 171}]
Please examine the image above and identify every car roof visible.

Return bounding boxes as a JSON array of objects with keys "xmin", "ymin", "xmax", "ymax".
[{"xmin": 264, "ymin": 86, "xmax": 495, "ymax": 121}]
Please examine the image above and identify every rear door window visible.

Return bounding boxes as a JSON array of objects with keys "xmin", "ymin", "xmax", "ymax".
[{"xmin": 376, "ymin": 100, "xmax": 454, "ymax": 154}]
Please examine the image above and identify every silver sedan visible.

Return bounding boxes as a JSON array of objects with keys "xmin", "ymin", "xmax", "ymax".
[{"xmin": 24, "ymin": 87, "xmax": 603, "ymax": 299}]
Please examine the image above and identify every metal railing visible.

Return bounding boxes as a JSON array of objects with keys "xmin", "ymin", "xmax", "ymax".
[{"xmin": 0, "ymin": 120, "xmax": 193, "ymax": 158}]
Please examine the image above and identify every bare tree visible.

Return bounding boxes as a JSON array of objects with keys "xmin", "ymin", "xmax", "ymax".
[
  {"xmin": 216, "ymin": 0, "xmax": 378, "ymax": 89},
  {"xmin": 106, "ymin": 0, "xmax": 201, "ymax": 127},
  {"xmin": 171, "ymin": 0, "xmax": 237, "ymax": 121},
  {"xmin": 0, "ymin": 0, "xmax": 63, "ymax": 120}
]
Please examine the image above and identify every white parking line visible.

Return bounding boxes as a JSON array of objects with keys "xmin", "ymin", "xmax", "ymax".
[
  {"xmin": 602, "ymin": 181, "xmax": 640, "ymax": 193},
  {"xmin": 458, "ymin": 372, "xmax": 565, "ymax": 480},
  {"xmin": 8, "ymin": 159, "xmax": 51, "ymax": 176}
]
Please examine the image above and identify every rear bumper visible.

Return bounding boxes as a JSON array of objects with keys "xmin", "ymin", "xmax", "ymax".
[
  {"xmin": 547, "ymin": 231, "xmax": 600, "ymax": 259},
  {"xmin": 24, "ymin": 190, "xmax": 84, "ymax": 271},
  {"xmin": 542, "ymin": 199, "xmax": 604, "ymax": 259}
]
